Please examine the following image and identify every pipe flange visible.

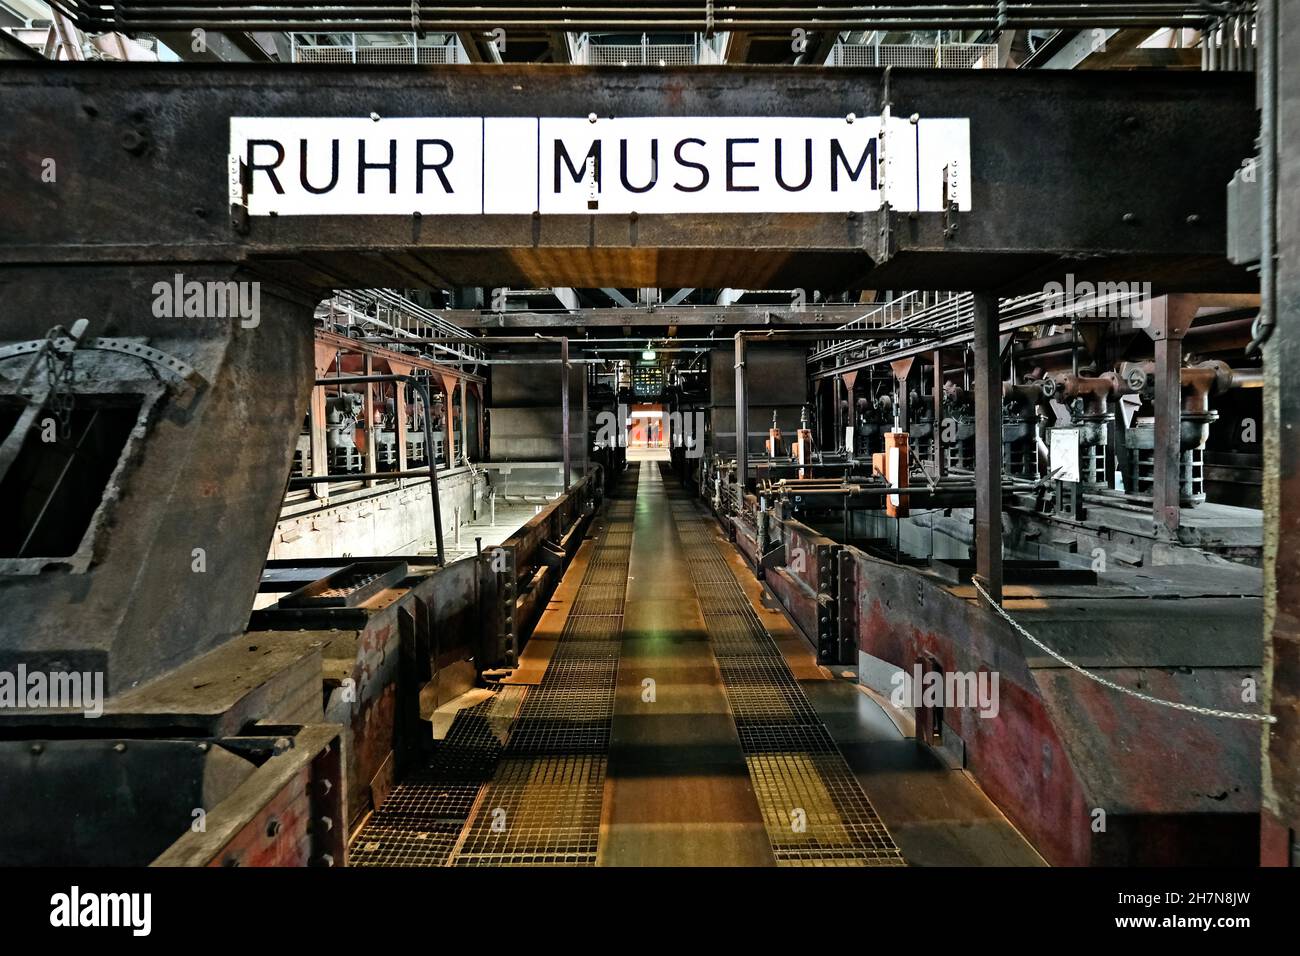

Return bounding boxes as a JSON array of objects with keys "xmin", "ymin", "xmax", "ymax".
[{"xmin": 0, "ymin": 336, "xmax": 203, "ymax": 389}]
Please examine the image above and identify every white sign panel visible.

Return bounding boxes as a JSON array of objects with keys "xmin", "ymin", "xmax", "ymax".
[
  {"xmin": 1049, "ymin": 427, "xmax": 1081, "ymax": 483},
  {"xmin": 229, "ymin": 115, "xmax": 971, "ymax": 217}
]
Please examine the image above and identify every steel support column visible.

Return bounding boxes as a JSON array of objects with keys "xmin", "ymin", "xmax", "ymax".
[
  {"xmin": 459, "ymin": 377, "xmax": 468, "ymax": 465},
  {"xmin": 581, "ymin": 365, "xmax": 589, "ymax": 478},
  {"xmin": 1152, "ymin": 335, "xmax": 1183, "ymax": 534},
  {"xmin": 362, "ymin": 355, "xmax": 377, "ymax": 488},
  {"xmin": 561, "ymin": 336, "xmax": 571, "ymax": 491},
  {"xmin": 826, "ymin": 377, "xmax": 837, "ymax": 452},
  {"xmin": 972, "ymin": 292, "xmax": 1003, "ymax": 603},
  {"xmin": 1148, "ymin": 295, "xmax": 1198, "ymax": 536},
  {"xmin": 932, "ymin": 349, "xmax": 945, "ymax": 477},
  {"xmin": 735, "ymin": 333, "xmax": 748, "ymax": 490},
  {"xmin": 475, "ymin": 382, "xmax": 486, "ymax": 460},
  {"xmin": 1263, "ymin": 0, "xmax": 1300, "ymax": 866}
]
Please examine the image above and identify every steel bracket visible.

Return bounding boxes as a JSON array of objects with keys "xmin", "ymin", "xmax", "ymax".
[{"xmin": 815, "ymin": 541, "xmax": 841, "ymax": 664}]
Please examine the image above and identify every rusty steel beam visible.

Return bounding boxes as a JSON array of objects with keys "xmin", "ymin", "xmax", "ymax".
[
  {"xmin": 0, "ymin": 64, "xmax": 1256, "ymax": 293},
  {"xmin": 451, "ymin": 304, "xmax": 891, "ymax": 328},
  {"xmin": 314, "ymin": 327, "xmax": 484, "ymax": 384},
  {"xmin": 50, "ymin": 1, "xmax": 1225, "ymax": 35}
]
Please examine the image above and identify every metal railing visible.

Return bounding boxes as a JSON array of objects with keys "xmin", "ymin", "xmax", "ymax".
[
  {"xmin": 291, "ymin": 33, "xmax": 468, "ymax": 63},
  {"xmin": 574, "ymin": 34, "xmax": 717, "ymax": 66},
  {"xmin": 317, "ymin": 290, "xmax": 487, "ymax": 365},
  {"xmin": 49, "ymin": 3, "xmax": 1225, "ymax": 36},
  {"xmin": 807, "ymin": 284, "xmax": 1151, "ymax": 369},
  {"xmin": 828, "ymin": 41, "xmax": 999, "ymax": 68}
]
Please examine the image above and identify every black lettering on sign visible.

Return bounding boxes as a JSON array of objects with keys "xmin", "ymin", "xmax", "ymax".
[
  {"xmin": 775, "ymin": 138, "xmax": 813, "ymax": 192},
  {"xmin": 673, "ymin": 138, "xmax": 708, "ymax": 193},
  {"xmin": 299, "ymin": 138, "xmax": 340, "ymax": 194},
  {"xmin": 725, "ymin": 137, "xmax": 759, "ymax": 192},
  {"xmin": 555, "ymin": 140, "xmax": 601, "ymax": 193},
  {"xmin": 358, "ymin": 139, "xmax": 398, "ymax": 194},
  {"xmin": 620, "ymin": 138, "xmax": 657, "ymax": 193},
  {"xmin": 831, "ymin": 137, "xmax": 878, "ymax": 191},
  {"xmin": 247, "ymin": 139, "xmax": 285, "ymax": 195},
  {"xmin": 416, "ymin": 139, "xmax": 455, "ymax": 193}
]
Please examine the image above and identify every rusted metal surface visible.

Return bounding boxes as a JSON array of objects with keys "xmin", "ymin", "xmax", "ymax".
[
  {"xmin": 313, "ymin": 327, "xmax": 483, "ymax": 385},
  {"xmin": 279, "ymin": 561, "xmax": 408, "ymax": 609},
  {"xmin": 0, "ymin": 266, "xmax": 314, "ymax": 695},
  {"xmin": 248, "ymin": 554, "xmax": 496, "ymax": 826},
  {"xmin": 1, "ymin": 736, "xmax": 258, "ymax": 865},
  {"xmin": 152, "ymin": 725, "xmax": 345, "ymax": 867},
  {"xmin": 0, "ymin": 64, "xmax": 1256, "ymax": 292},
  {"xmin": 731, "ymin": 514, "xmax": 761, "ymax": 569},
  {"xmin": 762, "ymin": 516, "xmax": 845, "ymax": 664},
  {"xmin": 489, "ymin": 474, "xmax": 600, "ymax": 660},
  {"xmin": 846, "ymin": 548, "xmax": 1263, "ymax": 865},
  {"xmin": 1145, "ymin": 295, "xmax": 1199, "ymax": 535}
]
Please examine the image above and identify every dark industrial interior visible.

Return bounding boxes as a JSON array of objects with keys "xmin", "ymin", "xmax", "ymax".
[{"xmin": 1, "ymin": 0, "xmax": 1297, "ymax": 880}]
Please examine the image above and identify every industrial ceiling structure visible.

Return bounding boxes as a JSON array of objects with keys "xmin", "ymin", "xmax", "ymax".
[{"xmin": 0, "ymin": 0, "xmax": 1294, "ymax": 936}]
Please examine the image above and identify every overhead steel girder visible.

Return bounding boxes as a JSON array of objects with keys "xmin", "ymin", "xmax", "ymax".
[
  {"xmin": 1, "ymin": 63, "xmax": 1257, "ymax": 294},
  {"xmin": 48, "ymin": 1, "xmax": 1228, "ymax": 35},
  {"xmin": 456, "ymin": 304, "xmax": 887, "ymax": 329}
]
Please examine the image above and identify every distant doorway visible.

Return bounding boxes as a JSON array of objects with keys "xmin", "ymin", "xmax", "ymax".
[{"xmin": 627, "ymin": 405, "xmax": 670, "ymax": 461}]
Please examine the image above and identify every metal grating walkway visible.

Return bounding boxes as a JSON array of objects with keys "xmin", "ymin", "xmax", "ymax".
[
  {"xmin": 349, "ymin": 685, "xmax": 524, "ymax": 866},
  {"xmin": 350, "ymin": 467, "xmax": 636, "ymax": 867},
  {"xmin": 352, "ymin": 461, "xmax": 902, "ymax": 867},
  {"xmin": 449, "ymin": 479, "xmax": 635, "ymax": 866},
  {"xmin": 666, "ymin": 466, "xmax": 905, "ymax": 867}
]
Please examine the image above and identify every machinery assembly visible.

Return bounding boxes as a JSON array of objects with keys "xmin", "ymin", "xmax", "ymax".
[{"xmin": 0, "ymin": 0, "xmax": 1296, "ymax": 934}]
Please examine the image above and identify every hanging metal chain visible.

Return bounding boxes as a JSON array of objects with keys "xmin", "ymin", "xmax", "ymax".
[
  {"xmin": 972, "ymin": 576, "xmax": 1277, "ymax": 723},
  {"xmin": 41, "ymin": 326, "xmax": 78, "ymax": 438}
]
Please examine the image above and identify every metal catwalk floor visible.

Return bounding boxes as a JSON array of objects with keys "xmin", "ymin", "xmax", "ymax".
[{"xmin": 350, "ymin": 462, "xmax": 1039, "ymax": 867}]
